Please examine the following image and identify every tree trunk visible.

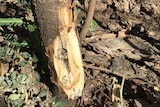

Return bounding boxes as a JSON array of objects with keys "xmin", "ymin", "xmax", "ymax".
[{"xmin": 32, "ymin": 0, "xmax": 84, "ymax": 100}]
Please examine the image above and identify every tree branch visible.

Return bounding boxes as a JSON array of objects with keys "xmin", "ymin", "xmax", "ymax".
[{"xmin": 80, "ymin": 0, "xmax": 96, "ymax": 44}]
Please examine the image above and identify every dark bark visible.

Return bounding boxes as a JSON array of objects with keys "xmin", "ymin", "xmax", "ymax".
[
  {"xmin": 32, "ymin": 0, "xmax": 60, "ymax": 46},
  {"xmin": 32, "ymin": 0, "xmax": 84, "ymax": 100}
]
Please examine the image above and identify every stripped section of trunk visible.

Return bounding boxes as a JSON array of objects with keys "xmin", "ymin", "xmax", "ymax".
[{"xmin": 33, "ymin": 0, "xmax": 84, "ymax": 100}]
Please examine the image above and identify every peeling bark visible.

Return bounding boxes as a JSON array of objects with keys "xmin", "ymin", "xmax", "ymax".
[{"xmin": 33, "ymin": 0, "xmax": 84, "ymax": 100}]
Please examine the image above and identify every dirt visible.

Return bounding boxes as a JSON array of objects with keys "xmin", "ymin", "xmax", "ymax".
[
  {"xmin": 0, "ymin": 0, "xmax": 160, "ymax": 107},
  {"xmin": 77, "ymin": 0, "xmax": 160, "ymax": 106}
]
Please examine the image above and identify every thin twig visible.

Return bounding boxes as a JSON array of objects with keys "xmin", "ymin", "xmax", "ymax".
[
  {"xmin": 84, "ymin": 64, "xmax": 124, "ymax": 78},
  {"xmin": 83, "ymin": 64, "xmax": 136, "ymax": 79},
  {"xmin": 80, "ymin": 0, "xmax": 96, "ymax": 43}
]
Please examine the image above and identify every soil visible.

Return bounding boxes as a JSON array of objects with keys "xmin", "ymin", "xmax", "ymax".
[
  {"xmin": 75, "ymin": 0, "xmax": 160, "ymax": 106},
  {"xmin": 0, "ymin": 0, "xmax": 160, "ymax": 107}
]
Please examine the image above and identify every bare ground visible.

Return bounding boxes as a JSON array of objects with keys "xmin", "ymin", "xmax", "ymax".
[{"xmin": 76, "ymin": 0, "xmax": 160, "ymax": 106}]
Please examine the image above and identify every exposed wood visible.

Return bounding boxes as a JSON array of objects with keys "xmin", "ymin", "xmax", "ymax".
[{"xmin": 33, "ymin": 0, "xmax": 84, "ymax": 100}]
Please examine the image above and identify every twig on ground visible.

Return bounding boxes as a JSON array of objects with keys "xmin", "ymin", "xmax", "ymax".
[{"xmin": 84, "ymin": 64, "xmax": 135, "ymax": 79}]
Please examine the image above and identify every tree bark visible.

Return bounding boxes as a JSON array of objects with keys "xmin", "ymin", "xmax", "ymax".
[{"xmin": 32, "ymin": 0, "xmax": 84, "ymax": 100}]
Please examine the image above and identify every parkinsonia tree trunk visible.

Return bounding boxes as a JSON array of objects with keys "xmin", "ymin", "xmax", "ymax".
[{"xmin": 32, "ymin": 0, "xmax": 84, "ymax": 100}]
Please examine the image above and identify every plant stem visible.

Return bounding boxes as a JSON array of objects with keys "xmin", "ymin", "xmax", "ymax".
[
  {"xmin": 80, "ymin": 0, "xmax": 96, "ymax": 43},
  {"xmin": 120, "ymin": 70, "xmax": 126, "ymax": 107},
  {"xmin": 0, "ymin": 62, "xmax": 4, "ymax": 76}
]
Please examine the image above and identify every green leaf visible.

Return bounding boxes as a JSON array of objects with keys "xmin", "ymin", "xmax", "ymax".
[
  {"xmin": 20, "ymin": 41, "xmax": 28, "ymax": 47},
  {"xmin": 20, "ymin": 94, "xmax": 25, "ymax": 100},
  {"xmin": 0, "ymin": 18, "xmax": 23, "ymax": 27},
  {"xmin": 12, "ymin": 40, "xmax": 20, "ymax": 47},
  {"xmin": 89, "ymin": 19, "xmax": 97, "ymax": 31},
  {"xmin": 49, "ymin": 97, "xmax": 56, "ymax": 103},
  {"xmin": 18, "ymin": 60, "xmax": 31, "ymax": 68},
  {"xmin": 5, "ymin": 72, "xmax": 10, "ymax": 77},
  {"xmin": 11, "ymin": 82, "xmax": 18, "ymax": 89},
  {"xmin": 39, "ymin": 89, "xmax": 47, "ymax": 97},
  {"xmin": 17, "ymin": 74, "xmax": 30, "ymax": 84},
  {"xmin": 39, "ymin": 101, "xmax": 45, "ymax": 107},
  {"xmin": 8, "ymin": 94, "xmax": 20, "ymax": 100},
  {"xmin": 17, "ymin": 74, "xmax": 23, "ymax": 81},
  {"xmin": 32, "ymin": 55, "xmax": 38, "ymax": 63},
  {"xmin": 12, "ymin": 98, "xmax": 23, "ymax": 106},
  {"xmin": 6, "ymin": 79, "xmax": 12, "ymax": 86},
  {"xmin": 6, "ymin": 47, "xmax": 14, "ymax": 56},
  {"xmin": 32, "ymin": 97, "xmax": 38, "ymax": 103},
  {"xmin": 33, "ymin": 71, "xmax": 41, "ymax": 81},
  {"xmin": 20, "ymin": 52, "xmax": 31, "ymax": 59},
  {"xmin": 76, "ymin": 8, "xmax": 81, "ymax": 15},
  {"xmin": 32, "ymin": 71, "xmax": 41, "ymax": 84},
  {"xmin": 10, "ymin": 72, "xmax": 17, "ymax": 80},
  {"xmin": 55, "ymin": 99, "xmax": 66, "ymax": 107},
  {"xmin": 0, "ymin": 76, "xmax": 4, "ymax": 83},
  {"xmin": 27, "ymin": 24, "xmax": 37, "ymax": 32},
  {"xmin": 18, "ymin": 85, "xmax": 25, "ymax": 93},
  {"xmin": 21, "ymin": 77, "xmax": 29, "ymax": 84}
]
